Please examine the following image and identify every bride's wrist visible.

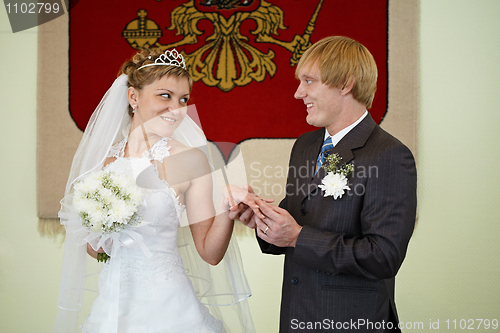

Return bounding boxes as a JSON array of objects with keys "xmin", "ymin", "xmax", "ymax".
[
  {"xmin": 216, "ymin": 194, "xmax": 231, "ymax": 214},
  {"xmin": 222, "ymin": 186, "xmax": 235, "ymax": 205}
]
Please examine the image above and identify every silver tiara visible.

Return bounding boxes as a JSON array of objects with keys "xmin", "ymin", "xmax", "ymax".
[{"xmin": 138, "ymin": 49, "xmax": 187, "ymax": 70}]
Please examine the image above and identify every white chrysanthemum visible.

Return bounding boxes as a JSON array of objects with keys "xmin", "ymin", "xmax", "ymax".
[
  {"xmin": 73, "ymin": 181, "xmax": 86, "ymax": 193},
  {"xmin": 111, "ymin": 173, "xmax": 132, "ymax": 190},
  {"xmin": 114, "ymin": 173, "xmax": 143, "ymax": 203},
  {"xmin": 72, "ymin": 191, "xmax": 86, "ymax": 208},
  {"xmin": 73, "ymin": 170, "xmax": 143, "ymax": 234},
  {"xmin": 99, "ymin": 187, "xmax": 114, "ymax": 205},
  {"xmin": 110, "ymin": 200, "xmax": 134, "ymax": 224},
  {"xmin": 74, "ymin": 197, "xmax": 92, "ymax": 213},
  {"xmin": 89, "ymin": 220, "xmax": 103, "ymax": 233},
  {"xmin": 318, "ymin": 171, "xmax": 350, "ymax": 199},
  {"xmin": 92, "ymin": 204, "xmax": 106, "ymax": 218},
  {"xmin": 87, "ymin": 172, "xmax": 104, "ymax": 191}
]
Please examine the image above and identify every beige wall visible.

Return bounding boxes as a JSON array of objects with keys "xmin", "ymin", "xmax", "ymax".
[
  {"xmin": 396, "ymin": 0, "xmax": 500, "ymax": 329},
  {"xmin": 1, "ymin": 1, "xmax": 499, "ymax": 332}
]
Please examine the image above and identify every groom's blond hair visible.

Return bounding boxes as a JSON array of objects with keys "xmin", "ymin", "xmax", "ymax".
[{"xmin": 296, "ymin": 36, "xmax": 378, "ymax": 109}]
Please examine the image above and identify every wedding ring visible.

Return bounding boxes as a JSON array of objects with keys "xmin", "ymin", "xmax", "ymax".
[{"xmin": 264, "ymin": 226, "xmax": 269, "ymax": 234}]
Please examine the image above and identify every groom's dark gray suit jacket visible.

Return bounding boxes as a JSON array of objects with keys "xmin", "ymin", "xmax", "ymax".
[{"xmin": 258, "ymin": 114, "xmax": 417, "ymax": 332}]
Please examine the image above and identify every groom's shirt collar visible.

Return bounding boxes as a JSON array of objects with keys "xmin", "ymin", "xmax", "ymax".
[{"xmin": 324, "ymin": 111, "xmax": 368, "ymax": 146}]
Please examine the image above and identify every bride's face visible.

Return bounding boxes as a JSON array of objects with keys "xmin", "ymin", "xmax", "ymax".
[{"xmin": 132, "ymin": 75, "xmax": 190, "ymax": 138}]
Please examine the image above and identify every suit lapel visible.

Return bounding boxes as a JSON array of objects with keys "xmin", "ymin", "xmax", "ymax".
[
  {"xmin": 303, "ymin": 130, "xmax": 324, "ymax": 177},
  {"xmin": 302, "ymin": 114, "xmax": 378, "ymax": 201},
  {"xmin": 292, "ymin": 130, "xmax": 323, "ymax": 200}
]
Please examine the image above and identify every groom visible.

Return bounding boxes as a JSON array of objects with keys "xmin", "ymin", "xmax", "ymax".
[{"xmin": 240, "ymin": 36, "xmax": 417, "ymax": 332}]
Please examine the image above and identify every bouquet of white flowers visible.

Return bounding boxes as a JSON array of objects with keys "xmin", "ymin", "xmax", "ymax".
[{"xmin": 73, "ymin": 170, "xmax": 144, "ymax": 262}]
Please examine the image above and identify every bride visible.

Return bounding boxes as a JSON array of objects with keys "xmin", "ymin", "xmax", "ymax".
[{"xmin": 53, "ymin": 48, "xmax": 263, "ymax": 332}]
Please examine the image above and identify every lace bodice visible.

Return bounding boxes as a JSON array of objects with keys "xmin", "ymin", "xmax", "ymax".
[
  {"xmin": 102, "ymin": 137, "xmax": 185, "ymax": 249},
  {"xmin": 107, "ymin": 137, "xmax": 172, "ymax": 161}
]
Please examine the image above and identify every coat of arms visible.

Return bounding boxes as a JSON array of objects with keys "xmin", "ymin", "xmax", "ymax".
[
  {"xmin": 123, "ymin": 0, "xmax": 324, "ymax": 92},
  {"xmin": 69, "ymin": 0, "xmax": 388, "ymax": 153}
]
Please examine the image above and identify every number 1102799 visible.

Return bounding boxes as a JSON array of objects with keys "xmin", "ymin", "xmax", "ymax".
[{"xmin": 5, "ymin": 2, "xmax": 61, "ymax": 14}]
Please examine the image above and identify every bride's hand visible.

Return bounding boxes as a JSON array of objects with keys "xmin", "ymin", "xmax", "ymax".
[
  {"xmin": 242, "ymin": 184, "xmax": 273, "ymax": 203},
  {"xmin": 86, "ymin": 243, "xmax": 105, "ymax": 259},
  {"xmin": 224, "ymin": 185, "xmax": 273, "ymax": 222}
]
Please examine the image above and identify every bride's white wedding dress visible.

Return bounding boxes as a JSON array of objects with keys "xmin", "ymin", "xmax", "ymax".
[{"xmin": 81, "ymin": 137, "xmax": 223, "ymax": 333}]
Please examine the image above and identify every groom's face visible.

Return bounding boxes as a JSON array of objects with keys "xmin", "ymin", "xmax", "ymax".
[{"xmin": 294, "ymin": 62, "xmax": 344, "ymax": 130}]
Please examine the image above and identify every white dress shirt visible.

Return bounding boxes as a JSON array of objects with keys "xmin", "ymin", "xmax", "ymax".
[{"xmin": 324, "ymin": 111, "xmax": 368, "ymax": 145}]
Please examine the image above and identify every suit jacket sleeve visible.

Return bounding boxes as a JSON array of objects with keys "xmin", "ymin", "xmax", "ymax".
[
  {"xmin": 256, "ymin": 196, "xmax": 288, "ymax": 255},
  {"xmin": 293, "ymin": 141, "xmax": 417, "ymax": 280}
]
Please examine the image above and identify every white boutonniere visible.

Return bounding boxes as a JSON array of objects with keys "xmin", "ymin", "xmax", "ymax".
[{"xmin": 318, "ymin": 153, "xmax": 354, "ymax": 199}]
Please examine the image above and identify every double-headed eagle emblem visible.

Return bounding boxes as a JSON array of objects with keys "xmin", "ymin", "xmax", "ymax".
[{"xmin": 123, "ymin": 0, "xmax": 324, "ymax": 92}]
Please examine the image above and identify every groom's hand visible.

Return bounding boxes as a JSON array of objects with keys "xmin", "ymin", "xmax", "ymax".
[
  {"xmin": 229, "ymin": 202, "xmax": 257, "ymax": 228},
  {"xmin": 255, "ymin": 201, "xmax": 302, "ymax": 247},
  {"xmin": 228, "ymin": 185, "xmax": 273, "ymax": 229}
]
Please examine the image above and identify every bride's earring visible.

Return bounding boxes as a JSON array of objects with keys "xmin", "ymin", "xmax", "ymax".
[{"xmin": 132, "ymin": 105, "xmax": 137, "ymax": 114}]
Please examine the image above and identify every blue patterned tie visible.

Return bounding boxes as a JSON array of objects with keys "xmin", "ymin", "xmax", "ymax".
[{"xmin": 315, "ymin": 136, "xmax": 334, "ymax": 175}]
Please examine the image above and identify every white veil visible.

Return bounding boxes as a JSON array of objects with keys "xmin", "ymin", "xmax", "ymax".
[{"xmin": 53, "ymin": 74, "xmax": 254, "ymax": 332}]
